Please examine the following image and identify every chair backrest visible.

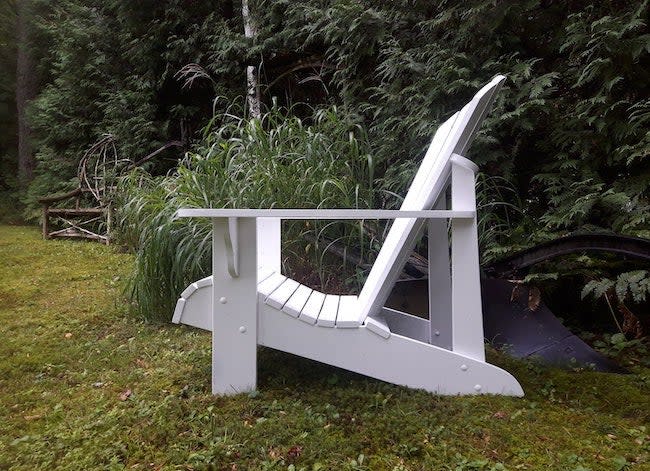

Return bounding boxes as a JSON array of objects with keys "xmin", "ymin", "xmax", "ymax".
[{"xmin": 356, "ymin": 75, "xmax": 505, "ymax": 323}]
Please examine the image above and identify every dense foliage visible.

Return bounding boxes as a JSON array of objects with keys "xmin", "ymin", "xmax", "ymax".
[
  {"xmin": 22, "ymin": 0, "xmax": 239, "ymax": 217},
  {"xmin": 0, "ymin": 0, "xmax": 18, "ymax": 220},
  {"xmin": 0, "ymin": 0, "xmax": 648, "ymax": 327},
  {"xmin": 115, "ymin": 104, "xmax": 379, "ymax": 320}
]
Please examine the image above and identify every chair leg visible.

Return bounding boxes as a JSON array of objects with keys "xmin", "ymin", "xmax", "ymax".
[
  {"xmin": 256, "ymin": 217, "xmax": 281, "ymax": 271},
  {"xmin": 211, "ymin": 217, "xmax": 258, "ymax": 395},
  {"xmin": 428, "ymin": 196, "xmax": 452, "ymax": 349},
  {"xmin": 451, "ymin": 162, "xmax": 485, "ymax": 362}
]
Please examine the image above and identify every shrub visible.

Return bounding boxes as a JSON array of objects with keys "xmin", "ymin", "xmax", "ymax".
[{"xmin": 115, "ymin": 102, "xmax": 380, "ymax": 321}]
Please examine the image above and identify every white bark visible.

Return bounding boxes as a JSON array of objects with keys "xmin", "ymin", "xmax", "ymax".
[{"xmin": 242, "ymin": 0, "xmax": 261, "ymax": 119}]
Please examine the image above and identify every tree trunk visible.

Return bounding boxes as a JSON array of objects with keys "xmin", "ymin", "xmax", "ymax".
[
  {"xmin": 16, "ymin": 0, "xmax": 37, "ymax": 183},
  {"xmin": 241, "ymin": 0, "xmax": 261, "ymax": 119}
]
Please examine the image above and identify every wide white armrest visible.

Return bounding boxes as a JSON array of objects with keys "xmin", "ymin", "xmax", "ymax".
[{"xmin": 175, "ymin": 208, "xmax": 475, "ymax": 219}]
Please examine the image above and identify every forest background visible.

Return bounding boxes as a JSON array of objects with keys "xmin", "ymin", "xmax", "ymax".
[{"xmin": 0, "ymin": 0, "xmax": 648, "ymax": 337}]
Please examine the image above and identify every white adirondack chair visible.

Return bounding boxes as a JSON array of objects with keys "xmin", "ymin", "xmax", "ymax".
[{"xmin": 173, "ymin": 75, "xmax": 524, "ymax": 396}]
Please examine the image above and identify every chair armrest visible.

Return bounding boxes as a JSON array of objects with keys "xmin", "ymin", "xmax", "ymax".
[{"xmin": 175, "ymin": 208, "xmax": 475, "ymax": 219}]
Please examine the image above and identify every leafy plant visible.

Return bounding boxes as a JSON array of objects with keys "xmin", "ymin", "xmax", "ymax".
[
  {"xmin": 582, "ymin": 271, "xmax": 650, "ymax": 306},
  {"xmin": 592, "ymin": 333, "xmax": 648, "ymax": 366},
  {"xmin": 115, "ymin": 102, "xmax": 380, "ymax": 320}
]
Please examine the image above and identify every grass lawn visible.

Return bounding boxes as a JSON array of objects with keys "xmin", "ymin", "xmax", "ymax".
[{"xmin": 0, "ymin": 225, "xmax": 648, "ymax": 470}]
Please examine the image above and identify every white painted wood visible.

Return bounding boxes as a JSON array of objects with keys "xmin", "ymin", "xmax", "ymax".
[
  {"xmin": 259, "ymin": 304, "xmax": 523, "ymax": 395},
  {"xmin": 299, "ymin": 290, "xmax": 325, "ymax": 324},
  {"xmin": 317, "ymin": 295, "xmax": 340, "ymax": 327},
  {"xmin": 453, "ymin": 76, "xmax": 506, "ymax": 156},
  {"xmin": 257, "ymin": 272, "xmax": 286, "ymax": 299},
  {"xmin": 195, "ymin": 276, "xmax": 213, "ymax": 289},
  {"xmin": 172, "ymin": 76, "xmax": 524, "ymax": 397},
  {"xmin": 335, "ymin": 296, "xmax": 360, "ymax": 328},
  {"xmin": 172, "ymin": 298, "xmax": 186, "ymax": 324},
  {"xmin": 282, "ymin": 284, "xmax": 313, "ymax": 318},
  {"xmin": 355, "ymin": 115, "xmax": 457, "ymax": 324},
  {"xmin": 356, "ymin": 77, "xmax": 505, "ymax": 325},
  {"xmin": 176, "ymin": 208, "xmax": 474, "ymax": 219},
  {"xmin": 211, "ymin": 217, "xmax": 258, "ymax": 394},
  {"xmin": 381, "ymin": 307, "xmax": 428, "ymax": 343},
  {"xmin": 428, "ymin": 196, "xmax": 452, "ymax": 349},
  {"xmin": 225, "ymin": 217, "xmax": 239, "ymax": 277},
  {"xmin": 257, "ymin": 266, "xmax": 275, "ymax": 284},
  {"xmin": 256, "ymin": 217, "xmax": 281, "ymax": 271},
  {"xmin": 400, "ymin": 114, "xmax": 458, "ymax": 210},
  {"xmin": 266, "ymin": 278, "xmax": 300, "ymax": 310},
  {"xmin": 365, "ymin": 314, "xmax": 391, "ymax": 339},
  {"xmin": 450, "ymin": 160, "xmax": 485, "ymax": 361},
  {"xmin": 180, "ymin": 283, "xmax": 197, "ymax": 300},
  {"xmin": 450, "ymin": 153, "xmax": 479, "ymax": 173},
  {"xmin": 173, "ymin": 281, "xmax": 212, "ymax": 330}
]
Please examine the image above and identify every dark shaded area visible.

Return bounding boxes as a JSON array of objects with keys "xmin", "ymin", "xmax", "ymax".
[
  {"xmin": 484, "ymin": 233, "xmax": 650, "ymax": 278},
  {"xmin": 386, "ymin": 278, "xmax": 625, "ymax": 373},
  {"xmin": 481, "ymin": 278, "xmax": 626, "ymax": 373}
]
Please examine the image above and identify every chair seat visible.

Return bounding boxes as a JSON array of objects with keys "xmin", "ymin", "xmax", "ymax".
[{"xmin": 257, "ymin": 267, "xmax": 360, "ymax": 328}]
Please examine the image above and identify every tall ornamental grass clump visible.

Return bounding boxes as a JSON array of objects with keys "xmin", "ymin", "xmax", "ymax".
[{"xmin": 115, "ymin": 104, "xmax": 381, "ymax": 321}]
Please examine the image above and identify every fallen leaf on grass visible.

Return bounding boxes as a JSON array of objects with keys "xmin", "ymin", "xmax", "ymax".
[
  {"xmin": 119, "ymin": 389, "xmax": 132, "ymax": 401},
  {"xmin": 24, "ymin": 414, "xmax": 43, "ymax": 421},
  {"xmin": 286, "ymin": 445, "xmax": 303, "ymax": 462}
]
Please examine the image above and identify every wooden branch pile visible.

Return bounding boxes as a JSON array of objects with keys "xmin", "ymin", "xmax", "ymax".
[
  {"xmin": 38, "ymin": 137, "xmax": 184, "ymax": 244},
  {"xmin": 38, "ymin": 187, "xmax": 110, "ymax": 244}
]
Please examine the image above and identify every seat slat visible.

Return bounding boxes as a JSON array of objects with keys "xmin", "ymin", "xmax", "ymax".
[
  {"xmin": 317, "ymin": 295, "xmax": 340, "ymax": 327},
  {"xmin": 195, "ymin": 276, "xmax": 213, "ymax": 289},
  {"xmin": 335, "ymin": 296, "xmax": 360, "ymax": 328},
  {"xmin": 180, "ymin": 283, "xmax": 198, "ymax": 299},
  {"xmin": 299, "ymin": 291, "xmax": 325, "ymax": 325},
  {"xmin": 365, "ymin": 314, "xmax": 391, "ymax": 339},
  {"xmin": 257, "ymin": 272, "xmax": 287, "ymax": 299},
  {"xmin": 282, "ymin": 284, "xmax": 313, "ymax": 318},
  {"xmin": 266, "ymin": 278, "xmax": 300, "ymax": 310}
]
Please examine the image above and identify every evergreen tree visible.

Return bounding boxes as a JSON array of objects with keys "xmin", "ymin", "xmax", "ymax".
[
  {"xmin": 15, "ymin": 0, "xmax": 37, "ymax": 184},
  {"xmin": 0, "ymin": 0, "xmax": 648, "ymax": 254}
]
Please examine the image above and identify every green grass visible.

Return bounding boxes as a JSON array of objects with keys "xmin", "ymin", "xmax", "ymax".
[{"xmin": 0, "ymin": 225, "xmax": 648, "ymax": 470}]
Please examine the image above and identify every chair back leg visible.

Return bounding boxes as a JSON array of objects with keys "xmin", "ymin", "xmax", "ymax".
[
  {"xmin": 450, "ymin": 160, "xmax": 485, "ymax": 361},
  {"xmin": 428, "ymin": 195, "xmax": 452, "ymax": 349}
]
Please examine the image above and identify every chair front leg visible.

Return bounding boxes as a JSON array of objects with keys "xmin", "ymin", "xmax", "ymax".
[{"xmin": 211, "ymin": 217, "xmax": 258, "ymax": 395}]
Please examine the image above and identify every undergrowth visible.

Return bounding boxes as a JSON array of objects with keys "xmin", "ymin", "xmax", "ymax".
[
  {"xmin": 115, "ymin": 103, "xmax": 383, "ymax": 321},
  {"xmin": 0, "ymin": 226, "xmax": 649, "ymax": 470}
]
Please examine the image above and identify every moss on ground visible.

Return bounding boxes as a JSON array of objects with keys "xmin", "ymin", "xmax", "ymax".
[{"xmin": 0, "ymin": 225, "xmax": 648, "ymax": 470}]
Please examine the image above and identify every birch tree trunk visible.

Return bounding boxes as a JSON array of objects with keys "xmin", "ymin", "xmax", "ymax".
[
  {"xmin": 241, "ymin": 0, "xmax": 261, "ymax": 119},
  {"xmin": 16, "ymin": 0, "xmax": 37, "ymax": 183}
]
